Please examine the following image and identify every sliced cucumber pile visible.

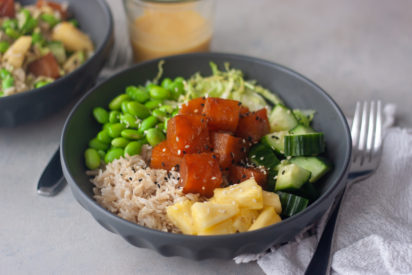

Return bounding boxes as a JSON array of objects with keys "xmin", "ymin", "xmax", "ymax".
[{"xmin": 247, "ymin": 103, "xmax": 332, "ymax": 218}]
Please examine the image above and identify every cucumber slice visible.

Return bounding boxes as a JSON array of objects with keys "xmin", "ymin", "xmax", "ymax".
[
  {"xmin": 284, "ymin": 133, "xmax": 325, "ymax": 156},
  {"xmin": 275, "ymin": 163, "xmax": 311, "ymax": 191},
  {"xmin": 261, "ymin": 131, "xmax": 288, "ymax": 155},
  {"xmin": 290, "ymin": 156, "xmax": 331, "ymax": 183},
  {"xmin": 269, "ymin": 104, "xmax": 298, "ymax": 132},
  {"xmin": 283, "ymin": 182, "xmax": 320, "ymax": 202},
  {"xmin": 249, "ymin": 143, "xmax": 280, "ymax": 169},
  {"xmin": 277, "ymin": 191, "xmax": 309, "ymax": 217},
  {"xmin": 289, "ymin": 124, "xmax": 316, "ymax": 135}
]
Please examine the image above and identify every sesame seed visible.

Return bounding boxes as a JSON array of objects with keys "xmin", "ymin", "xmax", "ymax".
[
  {"xmin": 162, "ymin": 148, "xmax": 166, "ymax": 152},
  {"xmin": 260, "ymin": 156, "xmax": 264, "ymax": 160},
  {"xmin": 177, "ymin": 150, "xmax": 181, "ymax": 155},
  {"xmin": 176, "ymin": 137, "xmax": 179, "ymax": 142},
  {"xmin": 185, "ymin": 145, "xmax": 190, "ymax": 149},
  {"xmin": 251, "ymin": 155, "xmax": 256, "ymax": 158},
  {"xmin": 202, "ymin": 186, "xmax": 205, "ymax": 190},
  {"xmin": 194, "ymin": 109, "xmax": 199, "ymax": 113},
  {"xmin": 211, "ymin": 177, "xmax": 217, "ymax": 180}
]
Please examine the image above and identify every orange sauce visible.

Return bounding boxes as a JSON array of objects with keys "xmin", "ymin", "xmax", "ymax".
[{"xmin": 130, "ymin": 2, "xmax": 212, "ymax": 62}]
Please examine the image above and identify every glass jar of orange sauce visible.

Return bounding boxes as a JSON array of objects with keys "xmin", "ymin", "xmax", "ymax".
[{"xmin": 123, "ymin": 0, "xmax": 215, "ymax": 62}]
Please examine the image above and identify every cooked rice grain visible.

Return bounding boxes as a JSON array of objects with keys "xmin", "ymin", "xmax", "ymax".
[{"xmin": 91, "ymin": 155, "xmax": 199, "ymax": 233}]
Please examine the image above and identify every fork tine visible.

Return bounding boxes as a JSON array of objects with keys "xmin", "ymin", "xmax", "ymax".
[
  {"xmin": 351, "ymin": 101, "xmax": 361, "ymax": 148},
  {"xmin": 358, "ymin": 101, "xmax": 368, "ymax": 152},
  {"xmin": 366, "ymin": 101, "xmax": 375, "ymax": 152},
  {"xmin": 374, "ymin": 101, "xmax": 382, "ymax": 151}
]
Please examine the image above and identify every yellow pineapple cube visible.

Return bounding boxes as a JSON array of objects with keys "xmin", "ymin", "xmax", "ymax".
[
  {"xmin": 166, "ymin": 200, "xmax": 196, "ymax": 235},
  {"xmin": 232, "ymin": 208, "xmax": 260, "ymax": 233},
  {"xmin": 248, "ymin": 206, "xmax": 282, "ymax": 231},
  {"xmin": 262, "ymin": 191, "xmax": 282, "ymax": 214},
  {"xmin": 197, "ymin": 218, "xmax": 236, "ymax": 236},
  {"xmin": 191, "ymin": 201, "xmax": 239, "ymax": 230},
  {"xmin": 213, "ymin": 178, "xmax": 263, "ymax": 210}
]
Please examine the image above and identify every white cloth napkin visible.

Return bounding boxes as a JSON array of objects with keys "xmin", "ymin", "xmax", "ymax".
[{"xmin": 235, "ymin": 105, "xmax": 412, "ymax": 275}]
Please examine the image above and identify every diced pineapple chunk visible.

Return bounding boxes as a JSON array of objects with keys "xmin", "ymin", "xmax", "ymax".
[
  {"xmin": 3, "ymin": 36, "xmax": 32, "ymax": 68},
  {"xmin": 191, "ymin": 201, "xmax": 239, "ymax": 230},
  {"xmin": 248, "ymin": 206, "xmax": 282, "ymax": 231},
  {"xmin": 166, "ymin": 200, "xmax": 196, "ymax": 235},
  {"xmin": 213, "ymin": 178, "xmax": 263, "ymax": 210},
  {"xmin": 262, "ymin": 191, "xmax": 282, "ymax": 214},
  {"xmin": 52, "ymin": 22, "xmax": 93, "ymax": 51},
  {"xmin": 232, "ymin": 208, "xmax": 260, "ymax": 233},
  {"xmin": 197, "ymin": 218, "xmax": 236, "ymax": 235}
]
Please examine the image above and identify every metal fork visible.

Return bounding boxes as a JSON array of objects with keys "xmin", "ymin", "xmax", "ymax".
[{"xmin": 304, "ymin": 101, "xmax": 383, "ymax": 275}]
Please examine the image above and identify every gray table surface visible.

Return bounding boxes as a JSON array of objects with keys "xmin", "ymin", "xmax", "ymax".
[{"xmin": 1, "ymin": 0, "xmax": 411, "ymax": 274}]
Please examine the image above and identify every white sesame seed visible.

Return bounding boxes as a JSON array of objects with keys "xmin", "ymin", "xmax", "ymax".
[
  {"xmin": 194, "ymin": 109, "xmax": 198, "ymax": 113},
  {"xmin": 202, "ymin": 186, "xmax": 205, "ymax": 190},
  {"xmin": 251, "ymin": 155, "xmax": 256, "ymax": 158},
  {"xmin": 211, "ymin": 177, "xmax": 217, "ymax": 180},
  {"xmin": 177, "ymin": 150, "xmax": 181, "ymax": 155},
  {"xmin": 176, "ymin": 137, "xmax": 179, "ymax": 142},
  {"xmin": 260, "ymin": 156, "xmax": 264, "ymax": 160},
  {"xmin": 185, "ymin": 145, "xmax": 190, "ymax": 149},
  {"xmin": 162, "ymin": 148, "xmax": 166, "ymax": 152}
]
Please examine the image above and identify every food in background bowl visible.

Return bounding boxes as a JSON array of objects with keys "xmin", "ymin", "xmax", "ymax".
[
  {"xmin": 84, "ymin": 62, "xmax": 332, "ymax": 235},
  {"xmin": 0, "ymin": 0, "xmax": 94, "ymax": 97}
]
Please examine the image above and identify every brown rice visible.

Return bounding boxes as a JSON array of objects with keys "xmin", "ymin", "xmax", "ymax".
[{"xmin": 90, "ymin": 154, "xmax": 201, "ymax": 233}]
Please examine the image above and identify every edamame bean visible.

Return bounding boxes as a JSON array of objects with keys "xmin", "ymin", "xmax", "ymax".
[
  {"xmin": 161, "ymin": 78, "xmax": 173, "ymax": 91},
  {"xmin": 121, "ymin": 101, "xmax": 130, "ymax": 114},
  {"xmin": 34, "ymin": 80, "xmax": 52, "ymax": 89},
  {"xmin": 158, "ymin": 105, "xmax": 174, "ymax": 114},
  {"xmin": 146, "ymin": 128, "xmax": 166, "ymax": 146},
  {"xmin": 169, "ymin": 81, "xmax": 184, "ymax": 100},
  {"xmin": 32, "ymin": 32, "xmax": 44, "ymax": 45},
  {"xmin": 93, "ymin": 107, "xmax": 109, "ymax": 124},
  {"xmin": 0, "ymin": 68, "xmax": 11, "ymax": 79},
  {"xmin": 104, "ymin": 148, "xmax": 124, "ymax": 163},
  {"xmin": 126, "ymin": 86, "xmax": 149, "ymax": 103},
  {"xmin": 144, "ymin": 99, "xmax": 162, "ymax": 110},
  {"xmin": 139, "ymin": 116, "xmax": 158, "ymax": 132},
  {"xmin": 127, "ymin": 101, "xmax": 150, "ymax": 118},
  {"xmin": 103, "ymin": 123, "xmax": 111, "ymax": 131},
  {"xmin": 174, "ymin": 76, "xmax": 184, "ymax": 83},
  {"xmin": 0, "ymin": 41, "xmax": 9, "ymax": 53},
  {"xmin": 119, "ymin": 113, "xmax": 139, "ymax": 128},
  {"xmin": 97, "ymin": 129, "xmax": 111, "ymax": 143},
  {"xmin": 124, "ymin": 141, "xmax": 143, "ymax": 156},
  {"xmin": 107, "ymin": 123, "xmax": 125, "ymax": 138},
  {"xmin": 2, "ymin": 18, "xmax": 17, "ymax": 29},
  {"xmin": 149, "ymin": 85, "xmax": 170, "ymax": 100},
  {"xmin": 5, "ymin": 28, "xmax": 20, "ymax": 39},
  {"xmin": 2, "ymin": 76, "xmax": 14, "ymax": 90},
  {"xmin": 152, "ymin": 108, "xmax": 167, "ymax": 121},
  {"xmin": 111, "ymin": 137, "xmax": 129, "ymax": 148},
  {"xmin": 108, "ymin": 94, "xmax": 130, "ymax": 110},
  {"xmin": 97, "ymin": 150, "xmax": 106, "ymax": 159},
  {"xmin": 89, "ymin": 138, "xmax": 109, "ymax": 151},
  {"xmin": 121, "ymin": 129, "xmax": 144, "ymax": 139},
  {"xmin": 40, "ymin": 13, "xmax": 60, "ymax": 27},
  {"xmin": 109, "ymin": 110, "xmax": 120, "ymax": 123},
  {"xmin": 84, "ymin": 148, "xmax": 101, "ymax": 170}
]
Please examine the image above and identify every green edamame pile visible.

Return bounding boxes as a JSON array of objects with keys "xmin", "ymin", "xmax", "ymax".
[{"xmin": 84, "ymin": 77, "xmax": 184, "ymax": 170}]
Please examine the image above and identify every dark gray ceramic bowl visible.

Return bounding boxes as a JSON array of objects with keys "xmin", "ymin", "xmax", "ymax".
[
  {"xmin": 0, "ymin": 0, "xmax": 113, "ymax": 127},
  {"xmin": 61, "ymin": 53, "xmax": 351, "ymax": 260}
]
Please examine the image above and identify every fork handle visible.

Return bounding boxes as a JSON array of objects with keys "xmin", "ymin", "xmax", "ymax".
[{"xmin": 304, "ymin": 193, "xmax": 344, "ymax": 275}]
